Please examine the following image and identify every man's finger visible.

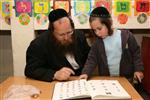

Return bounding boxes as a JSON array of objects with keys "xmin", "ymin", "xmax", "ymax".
[
  {"xmin": 64, "ymin": 68, "xmax": 75, "ymax": 75},
  {"xmin": 136, "ymin": 75, "xmax": 142, "ymax": 83},
  {"xmin": 79, "ymin": 74, "xmax": 88, "ymax": 79},
  {"xmin": 63, "ymin": 70, "xmax": 72, "ymax": 76}
]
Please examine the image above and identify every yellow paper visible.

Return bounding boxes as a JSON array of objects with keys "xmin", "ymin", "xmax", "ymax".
[
  {"xmin": 114, "ymin": 0, "xmax": 131, "ymax": 16},
  {"xmin": 34, "ymin": 2, "xmax": 49, "ymax": 14},
  {"xmin": 1, "ymin": 0, "xmax": 12, "ymax": 17}
]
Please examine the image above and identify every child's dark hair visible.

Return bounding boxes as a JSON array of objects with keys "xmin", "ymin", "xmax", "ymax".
[{"xmin": 89, "ymin": 7, "xmax": 113, "ymax": 35}]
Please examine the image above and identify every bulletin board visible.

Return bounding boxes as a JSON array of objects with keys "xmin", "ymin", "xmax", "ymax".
[{"xmin": 0, "ymin": 0, "xmax": 150, "ymax": 30}]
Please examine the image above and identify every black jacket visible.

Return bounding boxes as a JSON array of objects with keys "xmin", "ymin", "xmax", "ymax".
[{"xmin": 25, "ymin": 30, "xmax": 90, "ymax": 82}]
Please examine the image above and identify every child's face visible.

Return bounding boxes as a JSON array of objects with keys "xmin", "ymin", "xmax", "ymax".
[{"xmin": 90, "ymin": 18, "xmax": 108, "ymax": 39}]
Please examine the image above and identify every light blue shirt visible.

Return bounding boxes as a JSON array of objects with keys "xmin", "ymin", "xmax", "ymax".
[{"xmin": 103, "ymin": 29, "xmax": 122, "ymax": 76}]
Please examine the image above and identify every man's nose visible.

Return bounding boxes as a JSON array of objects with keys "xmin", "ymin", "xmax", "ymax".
[{"xmin": 64, "ymin": 34, "xmax": 69, "ymax": 40}]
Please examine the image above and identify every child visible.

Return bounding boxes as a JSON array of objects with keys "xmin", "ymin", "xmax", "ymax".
[{"xmin": 80, "ymin": 7, "xmax": 144, "ymax": 83}]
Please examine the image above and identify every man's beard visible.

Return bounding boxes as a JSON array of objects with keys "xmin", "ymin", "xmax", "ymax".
[{"xmin": 53, "ymin": 36, "xmax": 75, "ymax": 56}]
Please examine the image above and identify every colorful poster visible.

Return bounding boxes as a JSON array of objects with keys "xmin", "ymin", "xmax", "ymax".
[
  {"xmin": 33, "ymin": 0, "xmax": 50, "ymax": 28},
  {"xmin": 35, "ymin": 14, "xmax": 48, "ymax": 25},
  {"xmin": 117, "ymin": 13, "xmax": 128, "ymax": 24},
  {"xmin": 73, "ymin": 0, "xmax": 92, "ymax": 25},
  {"xmin": 0, "ymin": 1, "xmax": 1, "ymax": 15},
  {"xmin": 15, "ymin": 0, "xmax": 32, "ymax": 17},
  {"xmin": 0, "ymin": 0, "xmax": 149, "ymax": 29},
  {"xmin": 134, "ymin": 0, "xmax": 150, "ymax": 24},
  {"xmin": 0, "ymin": 1, "xmax": 3, "ymax": 27},
  {"xmin": 1, "ymin": 1, "xmax": 12, "ymax": 17},
  {"xmin": 53, "ymin": 0, "xmax": 71, "ymax": 15},
  {"xmin": 134, "ymin": 0, "xmax": 150, "ymax": 16},
  {"xmin": 137, "ymin": 13, "xmax": 148, "ymax": 24},
  {"xmin": 94, "ymin": 0, "xmax": 112, "ymax": 13},
  {"xmin": 19, "ymin": 13, "xmax": 30, "ymax": 25},
  {"xmin": 34, "ymin": 0, "xmax": 50, "ymax": 16},
  {"xmin": 114, "ymin": 0, "xmax": 131, "ymax": 24},
  {"xmin": 35, "ymin": 13, "xmax": 48, "ymax": 26},
  {"xmin": 114, "ymin": 0, "xmax": 131, "ymax": 16},
  {"xmin": 74, "ymin": 0, "xmax": 92, "ymax": 16},
  {"xmin": 0, "ymin": 0, "xmax": 12, "ymax": 25}
]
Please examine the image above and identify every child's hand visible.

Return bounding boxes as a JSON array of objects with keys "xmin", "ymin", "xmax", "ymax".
[
  {"xmin": 134, "ymin": 71, "xmax": 144, "ymax": 83},
  {"xmin": 79, "ymin": 74, "xmax": 88, "ymax": 80}
]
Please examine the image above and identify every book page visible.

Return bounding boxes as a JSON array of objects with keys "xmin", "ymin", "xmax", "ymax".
[
  {"xmin": 87, "ymin": 80, "xmax": 131, "ymax": 100},
  {"xmin": 52, "ymin": 79, "xmax": 90, "ymax": 100}
]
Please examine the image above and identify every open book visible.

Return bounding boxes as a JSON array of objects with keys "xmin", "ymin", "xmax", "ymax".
[{"xmin": 52, "ymin": 79, "xmax": 131, "ymax": 100}]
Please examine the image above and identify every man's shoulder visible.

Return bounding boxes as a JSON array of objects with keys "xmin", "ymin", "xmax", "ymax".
[
  {"xmin": 31, "ymin": 30, "xmax": 50, "ymax": 45},
  {"xmin": 37, "ymin": 30, "xmax": 50, "ymax": 39}
]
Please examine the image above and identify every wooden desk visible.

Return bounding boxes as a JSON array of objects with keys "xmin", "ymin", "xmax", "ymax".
[{"xmin": 0, "ymin": 76, "xmax": 143, "ymax": 100}]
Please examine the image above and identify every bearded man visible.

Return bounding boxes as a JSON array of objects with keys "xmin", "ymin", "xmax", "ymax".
[{"xmin": 25, "ymin": 9, "xmax": 90, "ymax": 82}]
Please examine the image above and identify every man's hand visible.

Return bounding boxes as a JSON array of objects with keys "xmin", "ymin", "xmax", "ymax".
[
  {"xmin": 134, "ymin": 71, "xmax": 144, "ymax": 83},
  {"xmin": 79, "ymin": 74, "xmax": 88, "ymax": 80},
  {"xmin": 54, "ymin": 67, "xmax": 75, "ymax": 81}
]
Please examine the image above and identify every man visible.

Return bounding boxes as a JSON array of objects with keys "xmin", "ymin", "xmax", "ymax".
[{"xmin": 25, "ymin": 9, "xmax": 90, "ymax": 82}]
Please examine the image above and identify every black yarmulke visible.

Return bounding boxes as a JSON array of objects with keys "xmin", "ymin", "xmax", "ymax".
[
  {"xmin": 48, "ymin": 9, "xmax": 68, "ymax": 23},
  {"xmin": 90, "ymin": 7, "xmax": 111, "ymax": 18}
]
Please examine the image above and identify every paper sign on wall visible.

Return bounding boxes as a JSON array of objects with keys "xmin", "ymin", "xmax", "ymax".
[
  {"xmin": 114, "ymin": 0, "xmax": 131, "ymax": 24},
  {"xmin": 53, "ymin": 0, "xmax": 71, "ymax": 15},
  {"xmin": 14, "ymin": 0, "xmax": 32, "ymax": 25},
  {"xmin": 74, "ymin": 0, "xmax": 91, "ymax": 16},
  {"xmin": 33, "ymin": 0, "xmax": 50, "ymax": 27},
  {"xmin": 114, "ymin": 0, "xmax": 131, "ymax": 16},
  {"xmin": 135, "ymin": 0, "xmax": 150, "ymax": 24},
  {"xmin": 73, "ymin": 0, "xmax": 92, "ymax": 25},
  {"xmin": 135, "ymin": 0, "xmax": 150, "ymax": 16},
  {"xmin": 15, "ymin": 0, "xmax": 32, "ymax": 17},
  {"xmin": 94, "ymin": 0, "xmax": 112, "ymax": 13},
  {"xmin": 34, "ymin": 0, "xmax": 50, "ymax": 16},
  {"xmin": 0, "ymin": 0, "xmax": 12, "ymax": 25}
]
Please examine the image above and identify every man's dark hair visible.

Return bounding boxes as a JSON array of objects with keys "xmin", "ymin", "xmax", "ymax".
[
  {"xmin": 48, "ymin": 8, "xmax": 74, "ymax": 33},
  {"xmin": 48, "ymin": 17, "xmax": 74, "ymax": 33}
]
